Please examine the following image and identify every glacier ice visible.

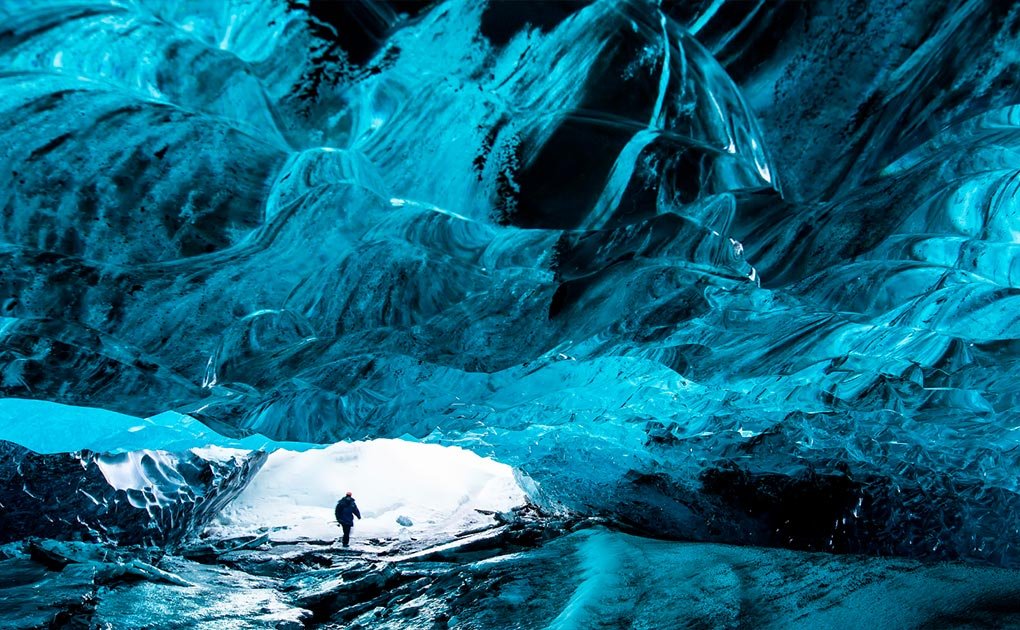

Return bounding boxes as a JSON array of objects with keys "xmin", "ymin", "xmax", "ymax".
[
  {"xmin": 0, "ymin": 438, "xmax": 264, "ymax": 545},
  {"xmin": 1, "ymin": 0, "xmax": 1020, "ymax": 578}
]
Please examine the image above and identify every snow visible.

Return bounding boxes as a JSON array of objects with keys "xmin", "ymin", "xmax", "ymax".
[{"xmin": 206, "ymin": 439, "xmax": 526, "ymax": 543}]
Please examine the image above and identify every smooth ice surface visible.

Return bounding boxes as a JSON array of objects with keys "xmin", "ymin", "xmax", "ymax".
[
  {"xmin": 0, "ymin": 398, "xmax": 319, "ymax": 454},
  {"xmin": 2, "ymin": 0, "xmax": 1020, "ymax": 566},
  {"xmin": 207, "ymin": 439, "xmax": 525, "ymax": 543}
]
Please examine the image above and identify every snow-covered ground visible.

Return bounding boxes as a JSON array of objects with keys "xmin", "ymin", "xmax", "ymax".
[{"xmin": 205, "ymin": 439, "xmax": 526, "ymax": 543}]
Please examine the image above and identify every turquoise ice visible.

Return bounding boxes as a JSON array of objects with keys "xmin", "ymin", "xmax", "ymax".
[{"xmin": 0, "ymin": 0, "xmax": 1018, "ymax": 567}]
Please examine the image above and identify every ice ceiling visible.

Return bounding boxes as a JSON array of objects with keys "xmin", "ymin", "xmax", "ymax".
[{"xmin": 1, "ymin": 0, "xmax": 1019, "ymax": 565}]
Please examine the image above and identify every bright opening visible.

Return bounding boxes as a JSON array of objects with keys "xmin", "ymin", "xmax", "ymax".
[{"xmin": 205, "ymin": 440, "xmax": 526, "ymax": 544}]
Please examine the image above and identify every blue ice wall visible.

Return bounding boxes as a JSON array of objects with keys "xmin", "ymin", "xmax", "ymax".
[{"xmin": 1, "ymin": 0, "xmax": 1019, "ymax": 564}]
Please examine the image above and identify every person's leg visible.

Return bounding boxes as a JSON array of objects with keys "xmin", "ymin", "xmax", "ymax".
[{"xmin": 341, "ymin": 524, "xmax": 352, "ymax": 547}]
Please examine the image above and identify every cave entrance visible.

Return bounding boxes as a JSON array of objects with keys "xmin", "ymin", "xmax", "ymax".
[
  {"xmin": 0, "ymin": 398, "xmax": 526, "ymax": 548},
  {"xmin": 204, "ymin": 439, "xmax": 526, "ymax": 544}
]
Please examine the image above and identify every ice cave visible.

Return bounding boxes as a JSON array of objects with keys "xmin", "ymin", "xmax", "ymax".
[{"xmin": 2, "ymin": 0, "xmax": 1020, "ymax": 627}]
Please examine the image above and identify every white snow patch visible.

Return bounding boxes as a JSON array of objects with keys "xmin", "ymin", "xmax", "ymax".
[
  {"xmin": 206, "ymin": 439, "xmax": 525, "ymax": 543},
  {"xmin": 190, "ymin": 445, "xmax": 251, "ymax": 461}
]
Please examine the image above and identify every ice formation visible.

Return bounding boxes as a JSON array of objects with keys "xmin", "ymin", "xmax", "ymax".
[
  {"xmin": 0, "ymin": 439, "xmax": 263, "ymax": 545},
  {"xmin": 1, "ymin": 0, "xmax": 1020, "ymax": 573}
]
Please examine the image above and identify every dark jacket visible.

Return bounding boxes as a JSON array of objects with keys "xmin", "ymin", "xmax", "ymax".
[{"xmin": 335, "ymin": 496, "xmax": 361, "ymax": 526}]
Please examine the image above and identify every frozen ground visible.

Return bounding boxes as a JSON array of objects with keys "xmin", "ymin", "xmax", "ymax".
[
  {"xmin": 6, "ymin": 521, "xmax": 1020, "ymax": 629},
  {"xmin": 205, "ymin": 439, "xmax": 526, "ymax": 544}
]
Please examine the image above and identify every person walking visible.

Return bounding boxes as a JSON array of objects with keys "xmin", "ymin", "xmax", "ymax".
[{"xmin": 334, "ymin": 491, "xmax": 362, "ymax": 548}]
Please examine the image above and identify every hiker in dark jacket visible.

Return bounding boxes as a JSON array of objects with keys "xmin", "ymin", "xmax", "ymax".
[{"xmin": 334, "ymin": 491, "xmax": 362, "ymax": 547}]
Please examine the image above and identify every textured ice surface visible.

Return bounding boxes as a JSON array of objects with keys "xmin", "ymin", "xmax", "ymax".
[
  {"xmin": 1, "ymin": 0, "xmax": 1019, "ymax": 566},
  {"xmin": 0, "ymin": 440, "xmax": 264, "ymax": 545}
]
